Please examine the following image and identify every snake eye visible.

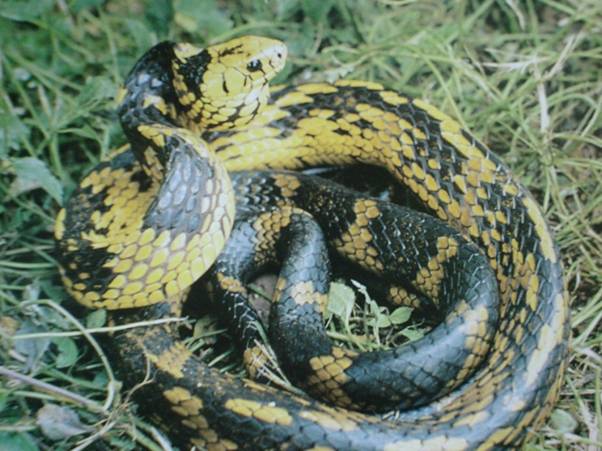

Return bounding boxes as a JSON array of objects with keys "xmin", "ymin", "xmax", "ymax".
[{"xmin": 247, "ymin": 59, "xmax": 262, "ymax": 72}]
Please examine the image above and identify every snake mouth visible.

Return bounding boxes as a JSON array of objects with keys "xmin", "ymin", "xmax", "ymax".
[
  {"xmin": 228, "ymin": 36, "xmax": 288, "ymax": 83},
  {"xmin": 237, "ymin": 38, "xmax": 287, "ymax": 90},
  {"xmin": 261, "ymin": 40, "xmax": 287, "ymax": 75}
]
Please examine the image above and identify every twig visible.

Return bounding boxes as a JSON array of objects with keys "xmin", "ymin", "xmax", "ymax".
[
  {"xmin": 20, "ymin": 299, "xmax": 117, "ymax": 411},
  {"xmin": 7, "ymin": 317, "xmax": 187, "ymax": 340},
  {"xmin": 0, "ymin": 366, "xmax": 106, "ymax": 414}
]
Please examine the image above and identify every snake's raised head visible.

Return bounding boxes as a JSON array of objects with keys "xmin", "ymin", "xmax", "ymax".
[{"xmin": 172, "ymin": 36, "xmax": 287, "ymax": 131}]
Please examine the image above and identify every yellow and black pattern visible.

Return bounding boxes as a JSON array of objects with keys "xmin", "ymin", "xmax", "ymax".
[
  {"xmin": 214, "ymin": 171, "xmax": 498, "ymax": 413},
  {"xmin": 56, "ymin": 135, "xmax": 233, "ymax": 310},
  {"xmin": 55, "ymin": 36, "xmax": 568, "ymax": 450}
]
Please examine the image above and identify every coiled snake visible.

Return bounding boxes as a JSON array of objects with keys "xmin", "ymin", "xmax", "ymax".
[{"xmin": 55, "ymin": 36, "xmax": 568, "ymax": 450}]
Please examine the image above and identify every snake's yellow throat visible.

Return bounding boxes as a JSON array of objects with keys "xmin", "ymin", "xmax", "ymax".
[{"xmin": 172, "ymin": 36, "xmax": 287, "ymax": 131}]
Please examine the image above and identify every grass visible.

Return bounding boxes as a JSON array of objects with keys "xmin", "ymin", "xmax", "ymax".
[{"xmin": 1, "ymin": 0, "xmax": 601, "ymax": 449}]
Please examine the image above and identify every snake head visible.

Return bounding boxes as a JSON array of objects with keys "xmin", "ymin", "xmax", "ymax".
[{"xmin": 172, "ymin": 36, "xmax": 287, "ymax": 131}]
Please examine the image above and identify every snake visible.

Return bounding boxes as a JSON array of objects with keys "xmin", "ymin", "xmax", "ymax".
[{"xmin": 54, "ymin": 36, "xmax": 569, "ymax": 450}]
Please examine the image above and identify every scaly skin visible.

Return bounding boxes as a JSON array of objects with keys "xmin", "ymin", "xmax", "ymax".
[
  {"xmin": 55, "ymin": 37, "xmax": 568, "ymax": 450},
  {"xmin": 210, "ymin": 172, "xmax": 499, "ymax": 413}
]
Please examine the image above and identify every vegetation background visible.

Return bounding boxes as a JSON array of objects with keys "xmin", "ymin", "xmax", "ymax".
[{"xmin": 0, "ymin": 0, "xmax": 600, "ymax": 449}]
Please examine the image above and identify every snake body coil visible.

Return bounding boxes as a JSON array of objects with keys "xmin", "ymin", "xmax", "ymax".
[{"xmin": 55, "ymin": 37, "xmax": 568, "ymax": 450}]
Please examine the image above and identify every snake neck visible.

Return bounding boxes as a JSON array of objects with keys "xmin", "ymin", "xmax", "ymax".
[
  {"xmin": 117, "ymin": 42, "xmax": 181, "ymax": 177},
  {"xmin": 116, "ymin": 42, "xmax": 214, "ymax": 186},
  {"xmin": 116, "ymin": 39, "xmax": 287, "ymax": 184}
]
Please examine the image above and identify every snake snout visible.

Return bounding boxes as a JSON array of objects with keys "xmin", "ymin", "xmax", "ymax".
[{"xmin": 264, "ymin": 42, "xmax": 287, "ymax": 72}]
